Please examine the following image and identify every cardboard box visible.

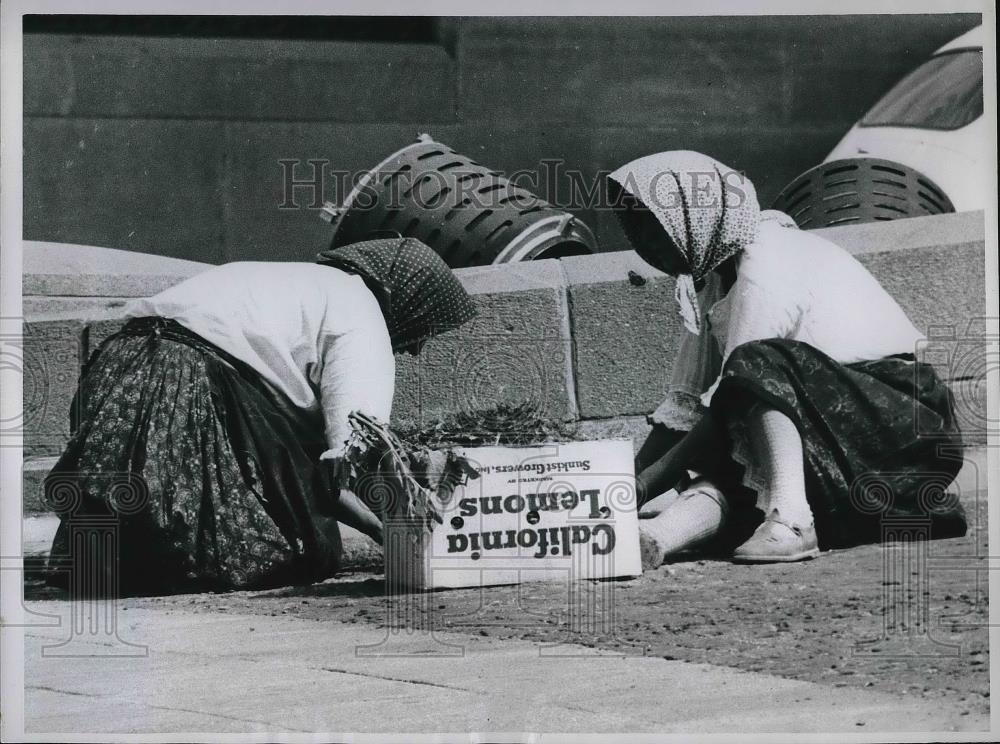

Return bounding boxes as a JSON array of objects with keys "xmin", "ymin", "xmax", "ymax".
[{"xmin": 384, "ymin": 439, "xmax": 641, "ymax": 591}]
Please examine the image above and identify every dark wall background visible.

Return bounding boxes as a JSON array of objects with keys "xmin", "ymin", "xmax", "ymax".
[{"xmin": 23, "ymin": 14, "xmax": 980, "ymax": 264}]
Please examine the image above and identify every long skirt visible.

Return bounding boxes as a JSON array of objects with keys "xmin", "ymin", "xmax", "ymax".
[
  {"xmin": 46, "ymin": 318, "xmax": 341, "ymax": 595},
  {"xmin": 706, "ymin": 338, "xmax": 967, "ymax": 551}
]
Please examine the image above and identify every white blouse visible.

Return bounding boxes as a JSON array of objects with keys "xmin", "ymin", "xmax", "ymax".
[
  {"xmin": 126, "ymin": 262, "xmax": 395, "ymax": 458},
  {"xmin": 651, "ymin": 220, "xmax": 925, "ymax": 427}
]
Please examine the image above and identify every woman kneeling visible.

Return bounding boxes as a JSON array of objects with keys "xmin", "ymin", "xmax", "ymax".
[{"xmin": 46, "ymin": 238, "xmax": 476, "ymax": 594}]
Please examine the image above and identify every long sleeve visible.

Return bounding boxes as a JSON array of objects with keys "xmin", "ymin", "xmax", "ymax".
[
  {"xmin": 317, "ymin": 316, "xmax": 396, "ymax": 459},
  {"xmin": 648, "ymin": 273, "xmax": 724, "ymax": 431}
]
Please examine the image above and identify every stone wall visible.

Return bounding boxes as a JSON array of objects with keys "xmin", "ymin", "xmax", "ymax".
[{"xmin": 22, "ymin": 211, "xmax": 991, "ymax": 495}]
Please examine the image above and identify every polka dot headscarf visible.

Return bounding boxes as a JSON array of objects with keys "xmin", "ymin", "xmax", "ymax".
[
  {"xmin": 316, "ymin": 238, "xmax": 477, "ymax": 351},
  {"xmin": 608, "ymin": 150, "xmax": 761, "ymax": 335}
]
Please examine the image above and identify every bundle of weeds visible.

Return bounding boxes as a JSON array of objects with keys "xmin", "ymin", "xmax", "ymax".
[
  {"xmin": 345, "ymin": 411, "xmax": 479, "ymax": 532},
  {"xmin": 345, "ymin": 405, "xmax": 577, "ymax": 532},
  {"xmin": 396, "ymin": 402, "xmax": 578, "ymax": 449}
]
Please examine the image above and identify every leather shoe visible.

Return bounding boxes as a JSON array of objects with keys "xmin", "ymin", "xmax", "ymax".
[{"xmin": 732, "ymin": 514, "xmax": 819, "ymax": 563}]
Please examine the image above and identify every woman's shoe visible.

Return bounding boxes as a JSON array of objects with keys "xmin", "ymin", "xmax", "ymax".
[{"xmin": 731, "ymin": 515, "xmax": 819, "ymax": 563}]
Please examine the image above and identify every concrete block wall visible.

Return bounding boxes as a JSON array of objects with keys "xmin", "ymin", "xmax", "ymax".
[
  {"xmin": 393, "ymin": 261, "xmax": 577, "ymax": 427},
  {"xmin": 23, "ymin": 243, "xmax": 211, "ymax": 456},
  {"xmin": 22, "ymin": 211, "xmax": 991, "ymax": 496},
  {"xmin": 23, "ymin": 15, "xmax": 980, "ymax": 264}
]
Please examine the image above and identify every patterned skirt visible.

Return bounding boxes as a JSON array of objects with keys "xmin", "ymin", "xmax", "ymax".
[
  {"xmin": 46, "ymin": 318, "xmax": 341, "ymax": 595},
  {"xmin": 708, "ymin": 339, "xmax": 967, "ymax": 550}
]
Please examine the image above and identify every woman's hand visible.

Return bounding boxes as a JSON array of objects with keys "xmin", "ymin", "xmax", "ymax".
[
  {"xmin": 319, "ymin": 455, "xmax": 349, "ymax": 503},
  {"xmin": 317, "ymin": 455, "xmax": 385, "ymax": 543}
]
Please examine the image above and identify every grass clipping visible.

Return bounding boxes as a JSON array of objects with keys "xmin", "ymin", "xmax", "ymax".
[{"xmin": 345, "ymin": 404, "xmax": 575, "ymax": 532}]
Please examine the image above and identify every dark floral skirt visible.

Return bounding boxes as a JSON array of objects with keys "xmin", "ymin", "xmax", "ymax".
[
  {"xmin": 46, "ymin": 318, "xmax": 341, "ymax": 595},
  {"xmin": 709, "ymin": 339, "xmax": 967, "ymax": 550}
]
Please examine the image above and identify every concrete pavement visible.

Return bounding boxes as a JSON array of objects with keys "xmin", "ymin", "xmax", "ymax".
[
  {"xmin": 17, "ymin": 452, "xmax": 991, "ymax": 736},
  {"xmin": 22, "ymin": 600, "xmax": 984, "ymax": 735}
]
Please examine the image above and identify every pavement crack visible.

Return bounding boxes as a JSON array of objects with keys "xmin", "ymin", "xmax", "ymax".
[
  {"xmin": 28, "ymin": 684, "xmax": 101, "ymax": 698},
  {"xmin": 142, "ymin": 703, "xmax": 314, "ymax": 732},
  {"xmin": 27, "ymin": 685, "xmax": 312, "ymax": 732},
  {"xmin": 316, "ymin": 664, "xmax": 630, "ymax": 720},
  {"xmin": 318, "ymin": 666, "xmax": 474, "ymax": 693}
]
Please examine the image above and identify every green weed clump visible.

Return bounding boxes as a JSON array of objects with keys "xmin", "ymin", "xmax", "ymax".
[{"xmin": 396, "ymin": 403, "xmax": 577, "ymax": 449}]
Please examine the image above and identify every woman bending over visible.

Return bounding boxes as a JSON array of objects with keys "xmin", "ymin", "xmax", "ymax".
[
  {"xmin": 608, "ymin": 151, "xmax": 966, "ymax": 568},
  {"xmin": 46, "ymin": 238, "xmax": 475, "ymax": 594}
]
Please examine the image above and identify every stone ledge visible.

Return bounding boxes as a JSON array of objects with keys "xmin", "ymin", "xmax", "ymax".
[
  {"xmin": 21, "ymin": 211, "xmax": 990, "ymax": 456},
  {"xmin": 855, "ymin": 243, "xmax": 988, "ymax": 379},
  {"xmin": 392, "ymin": 284, "xmax": 576, "ymax": 427},
  {"xmin": 454, "ymin": 258, "xmax": 565, "ymax": 295},
  {"xmin": 813, "ymin": 210, "xmax": 985, "ymax": 258},
  {"xmin": 23, "ymin": 297, "xmax": 133, "ymax": 322},
  {"xmin": 564, "ymin": 255, "xmax": 684, "ymax": 419},
  {"xmin": 24, "ymin": 240, "xmax": 210, "ymax": 297},
  {"xmin": 23, "ymin": 319, "xmax": 85, "ymax": 456}
]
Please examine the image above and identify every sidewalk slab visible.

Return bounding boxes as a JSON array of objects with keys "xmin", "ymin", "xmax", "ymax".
[{"xmin": 23, "ymin": 602, "xmax": 983, "ymax": 734}]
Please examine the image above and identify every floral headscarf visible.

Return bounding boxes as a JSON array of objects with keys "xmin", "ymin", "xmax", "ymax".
[
  {"xmin": 609, "ymin": 150, "xmax": 761, "ymax": 334},
  {"xmin": 316, "ymin": 238, "xmax": 477, "ymax": 351}
]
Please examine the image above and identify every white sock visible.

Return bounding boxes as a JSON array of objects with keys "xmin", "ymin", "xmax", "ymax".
[
  {"xmin": 639, "ymin": 480, "xmax": 727, "ymax": 558},
  {"xmin": 752, "ymin": 408, "xmax": 814, "ymax": 528}
]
